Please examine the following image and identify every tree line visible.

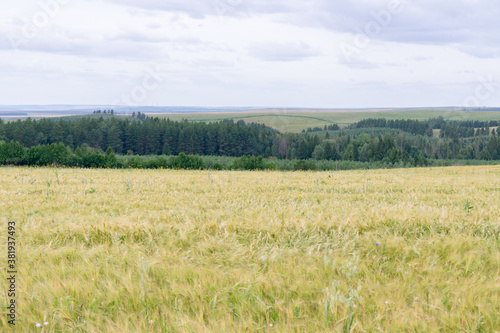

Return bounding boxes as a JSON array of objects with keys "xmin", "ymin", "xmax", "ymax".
[
  {"xmin": 353, "ymin": 117, "xmax": 499, "ymax": 138},
  {"xmin": 0, "ymin": 117, "xmax": 277, "ymax": 157},
  {"xmin": 1, "ymin": 139, "xmax": 498, "ymax": 171},
  {"xmin": 0, "ymin": 115, "xmax": 499, "ymax": 170}
]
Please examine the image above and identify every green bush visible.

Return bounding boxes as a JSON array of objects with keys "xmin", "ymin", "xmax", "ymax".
[
  {"xmin": 212, "ymin": 162, "xmax": 223, "ymax": 170},
  {"xmin": 231, "ymin": 155, "xmax": 265, "ymax": 170},
  {"xmin": 124, "ymin": 156, "xmax": 143, "ymax": 169},
  {"xmin": 0, "ymin": 140, "xmax": 26, "ymax": 164},
  {"xmin": 105, "ymin": 147, "xmax": 119, "ymax": 168},
  {"xmin": 294, "ymin": 160, "xmax": 317, "ymax": 171},
  {"xmin": 265, "ymin": 161, "xmax": 277, "ymax": 171},
  {"xmin": 172, "ymin": 153, "xmax": 205, "ymax": 170}
]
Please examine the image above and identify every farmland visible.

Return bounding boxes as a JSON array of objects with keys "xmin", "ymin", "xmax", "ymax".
[
  {"xmin": 1, "ymin": 166, "xmax": 499, "ymax": 332},
  {"xmin": 153, "ymin": 110, "xmax": 500, "ymax": 133}
]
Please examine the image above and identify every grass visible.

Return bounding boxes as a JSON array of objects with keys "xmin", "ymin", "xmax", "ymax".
[
  {"xmin": 153, "ymin": 110, "xmax": 500, "ymax": 133},
  {"xmin": 1, "ymin": 166, "xmax": 499, "ymax": 332}
]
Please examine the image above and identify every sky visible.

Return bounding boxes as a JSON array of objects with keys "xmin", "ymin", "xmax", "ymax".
[{"xmin": 0, "ymin": 0, "xmax": 499, "ymax": 108}]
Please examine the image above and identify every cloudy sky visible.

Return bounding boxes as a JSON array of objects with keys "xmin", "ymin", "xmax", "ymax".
[{"xmin": 1, "ymin": 0, "xmax": 499, "ymax": 108}]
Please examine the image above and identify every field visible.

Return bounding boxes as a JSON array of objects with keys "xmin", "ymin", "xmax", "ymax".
[
  {"xmin": 153, "ymin": 110, "xmax": 500, "ymax": 133},
  {"xmin": 1, "ymin": 166, "xmax": 499, "ymax": 332}
]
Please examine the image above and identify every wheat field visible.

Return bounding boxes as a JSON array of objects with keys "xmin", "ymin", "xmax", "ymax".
[{"xmin": 1, "ymin": 166, "xmax": 499, "ymax": 332}]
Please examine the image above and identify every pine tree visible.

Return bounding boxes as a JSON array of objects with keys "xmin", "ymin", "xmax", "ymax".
[
  {"xmin": 105, "ymin": 147, "xmax": 118, "ymax": 168},
  {"xmin": 298, "ymin": 140, "xmax": 309, "ymax": 159},
  {"xmin": 162, "ymin": 142, "xmax": 171, "ymax": 155},
  {"xmin": 323, "ymin": 141, "xmax": 333, "ymax": 160}
]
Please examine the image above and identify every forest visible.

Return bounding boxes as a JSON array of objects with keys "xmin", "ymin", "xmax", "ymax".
[{"xmin": 0, "ymin": 113, "xmax": 499, "ymax": 170}]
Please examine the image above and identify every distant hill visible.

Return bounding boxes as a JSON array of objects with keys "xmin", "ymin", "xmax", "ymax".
[
  {"xmin": 1, "ymin": 105, "xmax": 499, "ymax": 121},
  {"xmin": 0, "ymin": 105, "xmax": 257, "ymax": 119}
]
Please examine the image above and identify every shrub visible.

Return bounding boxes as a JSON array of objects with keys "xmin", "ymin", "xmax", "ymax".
[
  {"xmin": 294, "ymin": 160, "xmax": 317, "ymax": 171},
  {"xmin": 231, "ymin": 155, "xmax": 264, "ymax": 170},
  {"xmin": 172, "ymin": 153, "xmax": 205, "ymax": 170}
]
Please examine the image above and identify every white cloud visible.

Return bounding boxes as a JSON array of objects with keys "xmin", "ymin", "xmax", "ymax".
[
  {"xmin": 0, "ymin": 0, "xmax": 499, "ymax": 107},
  {"xmin": 248, "ymin": 41, "xmax": 320, "ymax": 62}
]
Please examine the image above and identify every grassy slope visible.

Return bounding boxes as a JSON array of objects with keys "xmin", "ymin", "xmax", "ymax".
[
  {"xmin": 153, "ymin": 110, "xmax": 500, "ymax": 133},
  {"xmin": 1, "ymin": 166, "xmax": 499, "ymax": 332}
]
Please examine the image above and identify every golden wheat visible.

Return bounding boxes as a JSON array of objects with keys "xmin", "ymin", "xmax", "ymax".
[{"xmin": 0, "ymin": 166, "xmax": 499, "ymax": 332}]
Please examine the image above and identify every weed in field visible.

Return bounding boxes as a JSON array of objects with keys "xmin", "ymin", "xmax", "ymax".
[{"xmin": 464, "ymin": 199, "xmax": 474, "ymax": 213}]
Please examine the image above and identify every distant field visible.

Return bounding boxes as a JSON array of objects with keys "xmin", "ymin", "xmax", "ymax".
[
  {"xmin": 153, "ymin": 110, "xmax": 500, "ymax": 133},
  {"xmin": 2, "ymin": 166, "xmax": 499, "ymax": 331},
  {"xmin": 4, "ymin": 109, "xmax": 500, "ymax": 133}
]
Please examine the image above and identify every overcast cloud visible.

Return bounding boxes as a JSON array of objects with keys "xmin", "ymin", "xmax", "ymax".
[{"xmin": 0, "ymin": 0, "xmax": 499, "ymax": 107}]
